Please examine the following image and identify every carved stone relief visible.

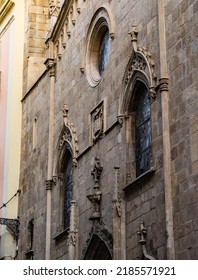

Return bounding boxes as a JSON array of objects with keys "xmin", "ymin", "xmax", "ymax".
[{"xmin": 90, "ymin": 101, "xmax": 104, "ymax": 144}]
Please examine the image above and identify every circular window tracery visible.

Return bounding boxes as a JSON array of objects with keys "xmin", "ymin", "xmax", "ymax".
[{"xmin": 84, "ymin": 6, "xmax": 115, "ymax": 87}]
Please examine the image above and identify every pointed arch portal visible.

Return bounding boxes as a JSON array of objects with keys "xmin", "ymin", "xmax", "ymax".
[{"xmin": 84, "ymin": 234, "xmax": 112, "ymax": 260}]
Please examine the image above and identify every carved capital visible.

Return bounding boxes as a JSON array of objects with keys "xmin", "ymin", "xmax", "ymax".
[
  {"xmin": 117, "ymin": 115, "xmax": 124, "ymax": 127},
  {"xmin": 46, "ymin": 179, "xmax": 52, "ymax": 190},
  {"xmin": 159, "ymin": 78, "xmax": 169, "ymax": 92},
  {"xmin": 52, "ymin": 175, "xmax": 58, "ymax": 185},
  {"xmin": 129, "ymin": 25, "xmax": 138, "ymax": 42},
  {"xmin": 72, "ymin": 158, "xmax": 77, "ymax": 168},
  {"xmin": 44, "ymin": 58, "xmax": 56, "ymax": 77},
  {"xmin": 149, "ymin": 86, "xmax": 157, "ymax": 100},
  {"xmin": 62, "ymin": 104, "xmax": 69, "ymax": 118}
]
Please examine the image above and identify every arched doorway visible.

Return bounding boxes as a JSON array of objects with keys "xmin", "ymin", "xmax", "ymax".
[{"xmin": 84, "ymin": 234, "xmax": 112, "ymax": 260}]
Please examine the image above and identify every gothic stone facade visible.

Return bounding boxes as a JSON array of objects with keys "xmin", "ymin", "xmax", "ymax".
[{"xmin": 18, "ymin": 0, "xmax": 198, "ymax": 260}]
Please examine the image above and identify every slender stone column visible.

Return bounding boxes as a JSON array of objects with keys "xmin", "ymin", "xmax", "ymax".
[
  {"xmin": 45, "ymin": 56, "xmax": 56, "ymax": 260},
  {"xmin": 158, "ymin": 0, "xmax": 175, "ymax": 259}
]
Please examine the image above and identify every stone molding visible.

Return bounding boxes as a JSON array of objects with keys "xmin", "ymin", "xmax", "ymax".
[
  {"xmin": 81, "ymin": 5, "xmax": 115, "ymax": 85},
  {"xmin": 119, "ymin": 25, "xmax": 157, "ymax": 117},
  {"xmin": 82, "ymin": 223, "xmax": 113, "ymax": 259},
  {"xmin": 57, "ymin": 104, "xmax": 79, "ymax": 167}
]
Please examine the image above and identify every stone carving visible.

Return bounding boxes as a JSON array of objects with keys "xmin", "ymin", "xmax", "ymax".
[
  {"xmin": 124, "ymin": 26, "xmax": 157, "ymax": 100},
  {"xmin": 112, "ymin": 167, "xmax": 122, "ymax": 217},
  {"xmin": 159, "ymin": 78, "xmax": 169, "ymax": 92},
  {"xmin": 125, "ymin": 53, "xmax": 146, "ymax": 84},
  {"xmin": 44, "ymin": 58, "xmax": 56, "ymax": 77},
  {"xmin": 91, "ymin": 102, "xmax": 104, "ymax": 144},
  {"xmin": 87, "ymin": 157, "xmax": 103, "ymax": 221},
  {"xmin": 82, "ymin": 223, "xmax": 113, "ymax": 258},
  {"xmin": 58, "ymin": 104, "xmax": 79, "ymax": 167},
  {"xmin": 129, "ymin": 25, "xmax": 138, "ymax": 45},
  {"xmin": 58, "ymin": 127, "xmax": 72, "ymax": 149},
  {"xmin": 62, "ymin": 103, "xmax": 69, "ymax": 118},
  {"xmin": 91, "ymin": 157, "xmax": 103, "ymax": 183},
  {"xmin": 67, "ymin": 200, "xmax": 78, "ymax": 246},
  {"xmin": 137, "ymin": 221, "xmax": 155, "ymax": 260},
  {"xmin": 117, "ymin": 115, "xmax": 124, "ymax": 127},
  {"xmin": 49, "ymin": 0, "xmax": 61, "ymax": 18}
]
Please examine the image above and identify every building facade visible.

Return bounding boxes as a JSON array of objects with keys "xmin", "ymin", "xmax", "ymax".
[
  {"xmin": 0, "ymin": 0, "xmax": 24, "ymax": 259},
  {"xmin": 17, "ymin": 0, "xmax": 198, "ymax": 260}
]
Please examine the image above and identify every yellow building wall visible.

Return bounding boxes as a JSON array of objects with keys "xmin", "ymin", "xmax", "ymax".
[{"xmin": 0, "ymin": 0, "xmax": 24, "ymax": 259}]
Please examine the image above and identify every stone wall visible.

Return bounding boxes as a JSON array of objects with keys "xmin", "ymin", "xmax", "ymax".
[
  {"xmin": 23, "ymin": 0, "xmax": 48, "ymax": 94},
  {"xmin": 19, "ymin": 73, "xmax": 49, "ymax": 259},
  {"xmin": 166, "ymin": 0, "xmax": 198, "ymax": 259}
]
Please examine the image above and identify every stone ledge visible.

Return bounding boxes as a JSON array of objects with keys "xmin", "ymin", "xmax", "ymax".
[
  {"xmin": 53, "ymin": 228, "xmax": 69, "ymax": 241},
  {"xmin": 123, "ymin": 167, "xmax": 155, "ymax": 192}
]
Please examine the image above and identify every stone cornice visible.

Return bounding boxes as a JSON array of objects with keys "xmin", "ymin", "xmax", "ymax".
[{"xmin": 0, "ymin": 0, "xmax": 14, "ymax": 23}]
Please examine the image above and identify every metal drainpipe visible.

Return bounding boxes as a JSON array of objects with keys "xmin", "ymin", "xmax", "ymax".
[{"xmin": 158, "ymin": 0, "xmax": 175, "ymax": 259}]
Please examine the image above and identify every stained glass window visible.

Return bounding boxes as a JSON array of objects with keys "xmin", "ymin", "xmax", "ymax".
[
  {"xmin": 63, "ymin": 151, "xmax": 73, "ymax": 229},
  {"xmin": 98, "ymin": 30, "xmax": 110, "ymax": 75},
  {"xmin": 135, "ymin": 83, "xmax": 151, "ymax": 177}
]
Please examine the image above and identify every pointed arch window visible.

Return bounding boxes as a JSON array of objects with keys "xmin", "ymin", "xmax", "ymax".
[
  {"xmin": 62, "ymin": 149, "xmax": 73, "ymax": 230},
  {"xmin": 134, "ymin": 82, "xmax": 152, "ymax": 177}
]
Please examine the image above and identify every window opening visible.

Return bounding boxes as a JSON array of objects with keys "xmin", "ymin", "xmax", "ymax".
[
  {"xmin": 98, "ymin": 30, "xmax": 110, "ymax": 75},
  {"xmin": 135, "ymin": 83, "xmax": 151, "ymax": 177},
  {"xmin": 63, "ymin": 151, "xmax": 73, "ymax": 230}
]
